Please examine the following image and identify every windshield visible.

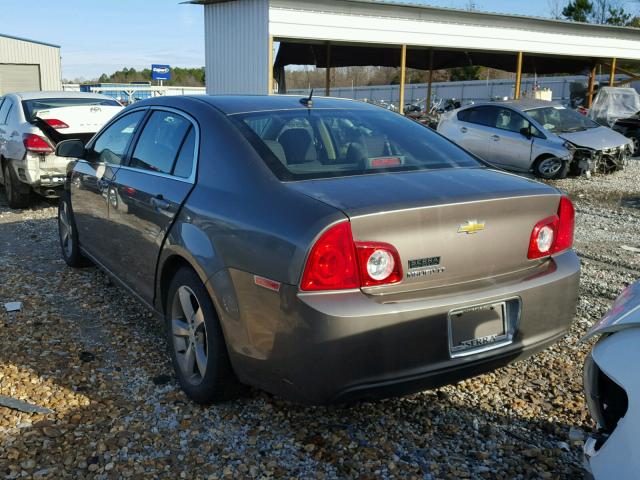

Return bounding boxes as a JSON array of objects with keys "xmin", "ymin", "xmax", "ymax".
[
  {"xmin": 231, "ymin": 108, "xmax": 482, "ymax": 181},
  {"xmin": 22, "ymin": 97, "xmax": 121, "ymax": 121},
  {"xmin": 526, "ymin": 105, "xmax": 599, "ymax": 133}
]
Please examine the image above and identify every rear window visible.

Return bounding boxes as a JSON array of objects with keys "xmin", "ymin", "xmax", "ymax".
[
  {"xmin": 231, "ymin": 108, "xmax": 481, "ymax": 181},
  {"xmin": 22, "ymin": 97, "xmax": 120, "ymax": 121}
]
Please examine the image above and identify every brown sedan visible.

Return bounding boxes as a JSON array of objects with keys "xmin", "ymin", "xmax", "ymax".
[{"xmin": 56, "ymin": 95, "xmax": 580, "ymax": 404}]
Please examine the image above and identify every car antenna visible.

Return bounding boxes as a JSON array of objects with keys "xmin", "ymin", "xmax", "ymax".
[{"xmin": 300, "ymin": 89, "xmax": 314, "ymax": 107}]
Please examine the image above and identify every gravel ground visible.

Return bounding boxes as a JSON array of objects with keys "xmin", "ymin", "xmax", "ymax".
[{"xmin": 0, "ymin": 162, "xmax": 639, "ymax": 479}]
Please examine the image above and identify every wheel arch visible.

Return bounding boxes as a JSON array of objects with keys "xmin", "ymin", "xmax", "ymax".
[
  {"xmin": 157, "ymin": 251, "xmax": 211, "ymax": 315},
  {"xmin": 533, "ymin": 152, "xmax": 560, "ymax": 163}
]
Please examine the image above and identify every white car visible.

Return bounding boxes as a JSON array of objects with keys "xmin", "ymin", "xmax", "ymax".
[
  {"xmin": 582, "ymin": 280, "xmax": 640, "ymax": 479},
  {"xmin": 0, "ymin": 91, "xmax": 122, "ymax": 208}
]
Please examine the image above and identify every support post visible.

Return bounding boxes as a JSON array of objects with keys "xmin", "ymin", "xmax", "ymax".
[
  {"xmin": 514, "ymin": 51, "xmax": 523, "ymax": 100},
  {"xmin": 426, "ymin": 49, "xmax": 434, "ymax": 112},
  {"xmin": 268, "ymin": 35, "xmax": 274, "ymax": 95},
  {"xmin": 609, "ymin": 58, "xmax": 617, "ymax": 87},
  {"xmin": 325, "ymin": 43, "xmax": 331, "ymax": 97},
  {"xmin": 399, "ymin": 44, "xmax": 407, "ymax": 114},
  {"xmin": 587, "ymin": 64, "xmax": 597, "ymax": 108}
]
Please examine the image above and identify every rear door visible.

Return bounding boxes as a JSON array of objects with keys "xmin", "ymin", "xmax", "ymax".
[
  {"xmin": 487, "ymin": 107, "xmax": 534, "ymax": 170},
  {"xmin": 107, "ymin": 108, "xmax": 198, "ymax": 303},
  {"xmin": 453, "ymin": 106, "xmax": 500, "ymax": 160},
  {"xmin": 0, "ymin": 97, "xmax": 21, "ymax": 161},
  {"xmin": 0, "ymin": 98, "xmax": 8, "ymax": 169},
  {"xmin": 70, "ymin": 110, "xmax": 146, "ymax": 267}
]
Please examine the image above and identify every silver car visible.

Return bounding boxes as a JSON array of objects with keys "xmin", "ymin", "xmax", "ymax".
[{"xmin": 438, "ymin": 100, "xmax": 634, "ymax": 179}]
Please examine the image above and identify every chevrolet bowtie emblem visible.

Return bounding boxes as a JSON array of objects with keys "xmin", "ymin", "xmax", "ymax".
[{"xmin": 458, "ymin": 220, "xmax": 486, "ymax": 234}]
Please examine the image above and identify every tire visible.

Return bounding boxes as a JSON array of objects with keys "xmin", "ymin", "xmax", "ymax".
[
  {"xmin": 533, "ymin": 156, "xmax": 565, "ymax": 180},
  {"xmin": 58, "ymin": 193, "xmax": 90, "ymax": 268},
  {"xmin": 556, "ymin": 160, "xmax": 570, "ymax": 179},
  {"xmin": 3, "ymin": 163, "xmax": 30, "ymax": 209},
  {"xmin": 165, "ymin": 267, "xmax": 241, "ymax": 404}
]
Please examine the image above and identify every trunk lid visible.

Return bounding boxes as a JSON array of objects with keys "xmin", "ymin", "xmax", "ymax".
[
  {"xmin": 288, "ymin": 168, "xmax": 562, "ymax": 294},
  {"xmin": 34, "ymin": 105, "xmax": 122, "ymax": 136}
]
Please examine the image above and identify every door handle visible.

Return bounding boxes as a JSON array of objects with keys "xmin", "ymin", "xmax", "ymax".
[
  {"xmin": 151, "ymin": 195, "xmax": 171, "ymax": 211},
  {"xmin": 491, "ymin": 135, "xmax": 500, "ymax": 141},
  {"xmin": 460, "ymin": 127, "xmax": 468, "ymax": 133}
]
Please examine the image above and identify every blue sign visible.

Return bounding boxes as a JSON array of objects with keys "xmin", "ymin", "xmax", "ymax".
[{"xmin": 151, "ymin": 64, "xmax": 171, "ymax": 81}]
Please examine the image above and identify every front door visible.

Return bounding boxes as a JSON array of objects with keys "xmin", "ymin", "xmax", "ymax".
[
  {"xmin": 107, "ymin": 109, "xmax": 197, "ymax": 304},
  {"xmin": 487, "ymin": 107, "xmax": 534, "ymax": 171},
  {"xmin": 70, "ymin": 110, "xmax": 146, "ymax": 269}
]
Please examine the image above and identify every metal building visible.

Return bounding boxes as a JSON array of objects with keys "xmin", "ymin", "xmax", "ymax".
[
  {"xmin": 192, "ymin": 0, "xmax": 640, "ymax": 111},
  {"xmin": 0, "ymin": 33, "xmax": 62, "ymax": 94}
]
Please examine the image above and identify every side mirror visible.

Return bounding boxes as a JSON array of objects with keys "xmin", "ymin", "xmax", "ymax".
[
  {"xmin": 520, "ymin": 127, "xmax": 532, "ymax": 139},
  {"xmin": 55, "ymin": 139, "xmax": 85, "ymax": 158}
]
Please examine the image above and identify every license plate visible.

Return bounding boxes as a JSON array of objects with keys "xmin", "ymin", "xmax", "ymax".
[{"xmin": 448, "ymin": 301, "xmax": 514, "ymax": 357}]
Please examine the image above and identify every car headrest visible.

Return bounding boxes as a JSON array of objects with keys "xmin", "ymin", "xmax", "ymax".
[
  {"xmin": 278, "ymin": 128, "xmax": 314, "ymax": 165},
  {"xmin": 263, "ymin": 140, "xmax": 286, "ymax": 165}
]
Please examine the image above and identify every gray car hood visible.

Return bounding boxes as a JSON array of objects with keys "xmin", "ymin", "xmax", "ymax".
[
  {"xmin": 559, "ymin": 126, "xmax": 632, "ymax": 150},
  {"xmin": 583, "ymin": 281, "xmax": 640, "ymax": 341}
]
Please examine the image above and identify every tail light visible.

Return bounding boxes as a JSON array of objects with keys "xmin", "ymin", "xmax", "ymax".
[
  {"xmin": 356, "ymin": 242, "xmax": 402, "ymax": 287},
  {"xmin": 43, "ymin": 118, "xmax": 69, "ymax": 129},
  {"xmin": 555, "ymin": 195, "xmax": 575, "ymax": 252},
  {"xmin": 300, "ymin": 222, "xmax": 360, "ymax": 291},
  {"xmin": 527, "ymin": 195, "xmax": 575, "ymax": 260},
  {"xmin": 23, "ymin": 134, "xmax": 53, "ymax": 154},
  {"xmin": 300, "ymin": 222, "xmax": 403, "ymax": 291}
]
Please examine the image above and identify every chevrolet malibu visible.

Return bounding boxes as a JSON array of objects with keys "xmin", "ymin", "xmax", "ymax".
[{"xmin": 55, "ymin": 95, "xmax": 580, "ymax": 404}]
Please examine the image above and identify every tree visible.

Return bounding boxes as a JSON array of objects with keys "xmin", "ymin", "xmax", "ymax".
[
  {"xmin": 562, "ymin": 0, "xmax": 593, "ymax": 22},
  {"xmin": 548, "ymin": 0, "xmax": 565, "ymax": 19},
  {"xmin": 450, "ymin": 65, "xmax": 482, "ymax": 81},
  {"xmin": 605, "ymin": 6, "xmax": 632, "ymax": 25},
  {"xmin": 628, "ymin": 16, "xmax": 640, "ymax": 28},
  {"xmin": 561, "ymin": 0, "xmax": 634, "ymax": 25}
]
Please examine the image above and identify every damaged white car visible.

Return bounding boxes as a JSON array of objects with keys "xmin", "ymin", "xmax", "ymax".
[
  {"xmin": 0, "ymin": 92, "xmax": 122, "ymax": 208},
  {"xmin": 582, "ymin": 280, "xmax": 640, "ymax": 480}
]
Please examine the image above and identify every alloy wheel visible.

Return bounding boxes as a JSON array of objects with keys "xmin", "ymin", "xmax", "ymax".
[
  {"xmin": 539, "ymin": 158, "xmax": 562, "ymax": 176},
  {"xmin": 171, "ymin": 286, "xmax": 208, "ymax": 385},
  {"xmin": 59, "ymin": 201, "xmax": 73, "ymax": 257}
]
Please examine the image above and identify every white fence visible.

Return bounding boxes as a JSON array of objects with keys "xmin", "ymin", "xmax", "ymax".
[
  {"xmin": 289, "ymin": 74, "xmax": 639, "ymax": 106},
  {"xmin": 62, "ymin": 84, "xmax": 206, "ymax": 103}
]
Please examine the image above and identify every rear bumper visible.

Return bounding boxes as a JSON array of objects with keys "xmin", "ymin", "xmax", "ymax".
[
  {"xmin": 9, "ymin": 154, "xmax": 68, "ymax": 188},
  {"xmin": 226, "ymin": 251, "xmax": 580, "ymax": 404}
]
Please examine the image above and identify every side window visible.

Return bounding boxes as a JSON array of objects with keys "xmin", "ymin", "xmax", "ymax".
[
  {"xmin": 2, "ymin": 104, "xmax": 13, "ymax": 124},
  {"xmin": 462, "ymin": 107, "xmax": 499, "ymax": 128},
  {"xmin": 531, "ymin": 124, "xmax": 545, "ymax": 138},
  {"xmin": 496, "ymin": 108, "xmax": 530, "ymax": 133},
  {"xmin": 173, "ymin": 127, "xmax": 196, "ymax": 178},
  {"xmin": 244, "ymin": 117, "xmax": 271, "ymax": 137},
  {"xmin": 0, "ymin": 99, "xmax": 12, "ymax": 125},
  {"xmin": 130, "ymin": 111, "xmax": 191, "ymax": 174},
  {"xmin": 91, "ymin": 111, "xmax": 145, "ymax": 165},
  {"xmin": 457, "ymin": 109, "xmax": 469, "ymax": 122}
]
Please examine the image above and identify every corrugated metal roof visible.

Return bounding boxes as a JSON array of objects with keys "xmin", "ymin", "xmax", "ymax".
[
  {"xmin": 188, "ymin": 0, "xmax": 640, "ymax": 34},
  {"xmin": 0, "ymin": 32, "xmax": 60, "ymax": 49}
]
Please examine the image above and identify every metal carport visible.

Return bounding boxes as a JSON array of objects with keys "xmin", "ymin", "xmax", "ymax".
[{"xmin": 191, "ymin": 0, "xmax": 640, "ymax": 112}]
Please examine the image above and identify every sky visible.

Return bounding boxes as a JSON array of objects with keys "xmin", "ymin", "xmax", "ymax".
[{"xmin": 0, "ymin": 0, "xmax": 634, "ymax": 81}]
